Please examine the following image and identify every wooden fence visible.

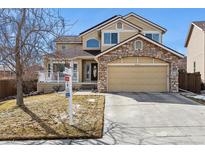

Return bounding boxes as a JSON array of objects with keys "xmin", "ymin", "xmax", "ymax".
[
  {"xmin": 0, "ymin": 80, "xmax": 16, "ymax": 100},
  {"xmin": 0, "ymin": 79, "xmax": 37, "ymax": 100},
  {"xmin": 178, "ymin": 70, "xmax": 201, "ymax": 94}
]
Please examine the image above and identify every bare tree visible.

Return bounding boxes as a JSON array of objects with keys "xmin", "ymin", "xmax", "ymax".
[{"xmin": 0, "ymin": 9, "xmax": 66, "ymax": 106}]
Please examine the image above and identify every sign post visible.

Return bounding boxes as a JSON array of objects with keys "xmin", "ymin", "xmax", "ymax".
[{"xmin": 64, "ymin": 61, "xmax": 73, "ymax": 125}]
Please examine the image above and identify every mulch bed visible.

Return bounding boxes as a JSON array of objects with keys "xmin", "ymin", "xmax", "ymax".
[{"xmin": 0, "ymin": 93, "xmax": 105, "ymax": 141}]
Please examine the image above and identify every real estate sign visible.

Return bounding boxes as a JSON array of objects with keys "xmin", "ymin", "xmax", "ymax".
[{"xmin": 64, "ymin": 64, "xmax": 73, "ymax": 125}]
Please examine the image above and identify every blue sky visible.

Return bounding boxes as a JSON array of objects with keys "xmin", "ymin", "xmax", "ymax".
[{"xmin": 60, "ymin": 8, "xmax": 205, "ymax": 55}]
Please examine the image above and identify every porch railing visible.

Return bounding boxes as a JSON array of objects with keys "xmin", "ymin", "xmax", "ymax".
[{"xmin": 38, "ymin": 71, "xmax": 78, "ymax": 83}]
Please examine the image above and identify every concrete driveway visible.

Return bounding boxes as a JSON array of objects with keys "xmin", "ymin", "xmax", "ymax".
[{"xmin": 1, "ymin": 92, "xmax": 205, "ymax": 145}]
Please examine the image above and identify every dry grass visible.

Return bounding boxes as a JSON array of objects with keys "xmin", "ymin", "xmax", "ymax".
[{"xmin": 0, "ymin": 93, "xmax": 105, "ymax": 140}]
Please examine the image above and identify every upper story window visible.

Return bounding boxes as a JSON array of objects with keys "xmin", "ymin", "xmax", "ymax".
[
  {"xmin": 62, "ymin": 45, "xmax": 66, "ymax": 50},
  {"xmin": 86, "ymin": 39, "xmax": 99, "ymax": 48},
  {"xmin": 134, "ymin": 40, "xmax": 143, "ymax": 50},
  {"xmin": 117, "ymin": 22, "xmax": 123, "ymax": 29},
  {"xmin": 145, "ymin": 33, "xmax": 160, "ymax": 42},
  {"xmin": 104, "ymin": 32, "xmax": 118, "ymax": 45}
]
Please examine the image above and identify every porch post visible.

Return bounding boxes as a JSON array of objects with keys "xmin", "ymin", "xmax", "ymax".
[
  {"xmin": 50, "ymin": 59, "xmax": 53, "ymax": 81},
  {"xmin": 57, "ymin": 71, "xmax": 59, "ymax": 83}
]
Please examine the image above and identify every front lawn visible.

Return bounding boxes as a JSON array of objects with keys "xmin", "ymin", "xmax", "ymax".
[{"xmin": 0, "ymin": 93, "xmax": 105, "ymax": 140}]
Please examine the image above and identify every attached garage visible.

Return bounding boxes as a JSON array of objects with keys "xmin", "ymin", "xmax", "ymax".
[
  {"xmin": 96, "ymin": 34, "xmax": 184, "ymax": 93},
  {"xmin": 107, "ymin": 57, "xmax": 169, "ymax": 92}
]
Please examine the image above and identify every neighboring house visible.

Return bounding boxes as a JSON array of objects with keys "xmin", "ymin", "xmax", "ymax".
[
  {"xmin": 23, "ymin": 64, "xmax": 43, "ymax": 81},
  {"xmin": 38, "ymin": 12, "xmax": 184, "ymax": 93},
  {"xmin": 0, "ymin": 65, "xmax": 15, "ymax": 80},
  {"xmin": 185, "ymin": 21, "xmax": 205, "ymax": 83}
]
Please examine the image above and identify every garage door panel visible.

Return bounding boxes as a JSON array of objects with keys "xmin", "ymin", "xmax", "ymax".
[{"xmin": 108, "ymin": 65, "xmax": 168, "ymax": 92}]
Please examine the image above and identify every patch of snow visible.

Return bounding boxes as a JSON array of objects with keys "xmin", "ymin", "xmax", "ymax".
[{"xmin": 192, "ymin": 95, "xmax": 205, "ymax": 101}]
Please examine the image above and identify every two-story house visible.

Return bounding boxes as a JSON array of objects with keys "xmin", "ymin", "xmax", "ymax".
[
  {"xmin": 38, "ymin": 12, "xmax": 184, "ymax": 93},
  {"xmin": 185, "ymin": 21, "xmax": 205, "ymax": 83}
]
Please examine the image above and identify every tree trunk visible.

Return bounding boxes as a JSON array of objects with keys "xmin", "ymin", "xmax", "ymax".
[
  {"xmin": 16, "ymin": 50, "xmax": 24, "ymax": 106},
  {"xmin": 15, "ymin": 9, "xmax": 26, "ymax": 106},
  {"xmin": 16, "ymin": 72, "xmax": 24, "ymax": 106}
]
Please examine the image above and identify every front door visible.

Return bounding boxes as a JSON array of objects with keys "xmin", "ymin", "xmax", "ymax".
[{"xmin": 91, "ymin": 63, "xmax": 98, "ymax": 81}]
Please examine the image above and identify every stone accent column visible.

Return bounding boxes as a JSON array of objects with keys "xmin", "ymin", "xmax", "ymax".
[
  {"xmin": 170, "ymin": 63, "xmax": 179, "ymax": 92},
  {"xmin": 98, "ymin": 61, "xmax": 107, "ymax": 92}
]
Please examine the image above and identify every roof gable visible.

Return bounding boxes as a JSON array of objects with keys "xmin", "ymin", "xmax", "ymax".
[
  {"xmin": 98, "ymin": 17, "xmax": 142, "ymax": 31},
  {"xmin": 96, "ymin": 33, "xmax": 184, "ymax": 58},
  {"xmin": 185, "ymin": 21, "xmax": 205, "ymax": 47},
  {"xmin": 123, "ymin": 12, "xmax": 167, "ymax": 33}
]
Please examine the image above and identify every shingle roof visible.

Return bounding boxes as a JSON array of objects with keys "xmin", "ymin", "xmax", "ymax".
[
  {"xmin": 45, "ymin": 45, "xmax": 101, "ymax": 59},
  {"xmin": 193, "ymin": 21, "xmax": 205, "ymax": 31},
  {"xmin": 185, "ymin": 21, "xmax": 205, "ymax": 47},
  {"xmin": 79, "ymin": 15, "xmax": 121, "ymax": 35},
  {"xmin": 123, "ymin": 12, "xmax": 167, "ymax": 33},
  {"xmin": 54, "ymin": 35, "xmax": 82, "ymax": 43}
]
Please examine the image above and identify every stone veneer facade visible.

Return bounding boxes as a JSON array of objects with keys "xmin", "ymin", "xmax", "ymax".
[{"xmin": 96, "ymin": 37, "xmax": 183, "ymax": 93}]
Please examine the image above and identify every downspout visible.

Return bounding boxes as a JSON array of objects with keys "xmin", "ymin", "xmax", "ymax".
[
  {"xmin": 204, "ymin": 31, "xmax": 205, "ymax": 83},
  {"xmin": 95, "ymin": 56, "xmax": 99, "ymax": 91}
]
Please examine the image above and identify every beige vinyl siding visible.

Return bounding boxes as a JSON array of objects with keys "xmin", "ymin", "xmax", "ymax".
[
  {"xmin": 103, "ymin": 21, "xmax": 137, "ymax": 31},
  {"xmin": 56, "ymin": 43, "xmax": 82, "ymax": 51},
  {"xmin": 108, "ymin": 56, "xmax": 168, "ymax": 92},
  {"xmin": 101, "ymin": 22, "xmax": 139, "ymax": 51},
  {"xmin": 125, "ymin": 15, "xmax": 163, "ymax": 33},
  {"xmin": 76, "ymin": 59, "xmax": 83, "ymax": 82},
  {"xmin": 187, "ymin": 26, "xmax": 205, "ymax": 82},
  {"xmin": 82, "ymin": 31, "xmax": 101, "ymax": 50},
  {"xmin": 119, "ymin": 31, "xmax": 138, "ymax": 42}
]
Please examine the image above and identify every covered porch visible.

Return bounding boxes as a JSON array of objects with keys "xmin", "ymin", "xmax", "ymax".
[{"xmin": 37, "ymin": 57, "xmax": 98, "ymax": 93}]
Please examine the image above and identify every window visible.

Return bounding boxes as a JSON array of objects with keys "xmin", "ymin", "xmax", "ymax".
[
  {"xmin": 73, "ymin": 63, "xmax": 77, "ymax": 71},
  {"xmin": 62, "ymin": 45, "xmax": 66, "ymax": 50},
  {"xmin": 53, "ymin": 63, "xmax": 65, "ymax": 72},
  {"xmin": 73, "ymin": 63, "xmax": 78, "ymax": 79},
  {"xmin": 117, "ymin": 22, "xmax": 123, "ymax": 29},
  {"xmin": 134, "ymin": 40, "xmax": 143, "ymax": 50},
  {"xmin": 145, "ymin": 33, "xmax": 160, "ymax": 42},
  {"xmin": 104, "ymin": 32, "xmax": 118, "ymax": 45},
  {"xmin": 194, "ymin": 62, "xmax": 196, "ymax": 73},
  {"xmin": 86, "ymin": 39, "xmax": 99, "ymax": 48}
]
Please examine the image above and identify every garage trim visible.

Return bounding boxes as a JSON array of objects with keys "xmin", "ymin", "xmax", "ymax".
[
  {"xmin": 108, "ymin": 63, "xmax": 169, "ymax": 66},
  {"xmin": 107, "ymin": 63, "xmax": 170, "ymax": 92}
]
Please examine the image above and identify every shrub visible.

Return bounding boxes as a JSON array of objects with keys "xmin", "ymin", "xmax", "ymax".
[{"xmin": 52, "ymin": 85, "xmax": 62, "ymax": 92}]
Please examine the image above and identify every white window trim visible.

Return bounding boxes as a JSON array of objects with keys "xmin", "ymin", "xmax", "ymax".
[
  {"xmin": 85, "ymin": 37, "xmax": 100, "ymax": 49},
  {"xmin": 134, "ymin": 40, "xmax": 143, "ymax": 50},
  {"xmin": 143, "ymin": 31, "xmax": 162, "ymax": 43},
  {"xmin": 116, "ymin": 22, "xmax": 123, "ymax": 30},
  {"xmin": 102, "ymin": 31, "xmax": 120, "ymax": 46}
]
